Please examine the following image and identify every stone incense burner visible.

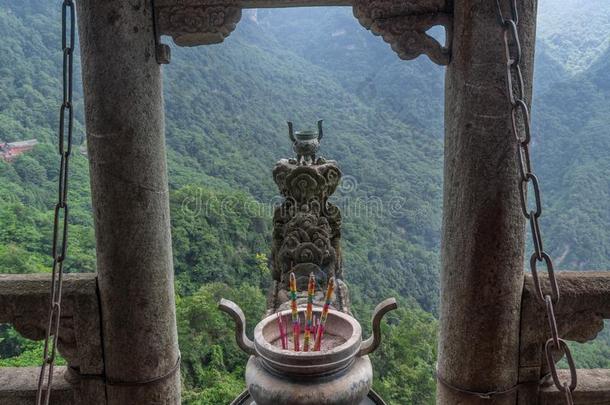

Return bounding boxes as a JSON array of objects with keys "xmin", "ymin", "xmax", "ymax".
[{"xmin": 219, "ymin": 298, "xmax": 397, "ymax": 405}]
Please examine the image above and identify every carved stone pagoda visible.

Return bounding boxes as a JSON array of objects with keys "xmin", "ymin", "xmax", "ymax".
[{"xmin": 267, "ymin": 122, "xmax": 349, "ymax": 315}]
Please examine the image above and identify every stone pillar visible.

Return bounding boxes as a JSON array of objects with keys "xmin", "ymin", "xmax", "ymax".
[
  {"xmin": 76, "ymin": 1, "xmax": 181, "ymax": 403},
  {"xmin": 438, "ymin": 1, "xmax": 537, "ymax": 404}
]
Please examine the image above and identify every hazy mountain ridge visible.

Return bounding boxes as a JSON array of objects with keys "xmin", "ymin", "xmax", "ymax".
[
  {"xmin": 255, "ymin": 7, "xmax": 445, "ymax": 137},
  {"xmin": 537, "ymin": 0, "xmax": 610, "ymax": 74},
  {"xmin": 532, "ymin": 37, "xmax": 610, "ymax": 269}
]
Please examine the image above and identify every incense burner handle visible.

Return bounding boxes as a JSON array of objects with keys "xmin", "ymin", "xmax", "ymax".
[
  {"xmin": 358, "ymin": 297, "xmax": 398, "ymax": 357},
  {"xmin": 218, "ymin": 298, "xmax": 256, "ymax": 356}
]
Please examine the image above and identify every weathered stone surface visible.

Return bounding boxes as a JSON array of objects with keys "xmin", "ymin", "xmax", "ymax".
[
  {"xmin": 352, "ymin": 0, "xmax": 452, "ymax": 65},
  {"xmin": 268, "ymin": 155, "xmax": 348, "ymax": 313},
  {"xmin": 153, "ymin": 0, "xmax": 452, "ymax": 65},
  {"xmin": 153, "ymin": 0, "xmax": 352, "ymax": 46},
  {"xmin": 0, "ymin": 273, "xmax": 103, "ymax": 377},
  {"xmin": 76, "ymin": 0, "xmax": 181, "ymax": 403},
  {"xmin": 231, "ymin": 390, "xmax": 386, "ymax": 405},
  {"xmin": 519, "ymin": 272, "xmax": 610, "ymax": 403},
  {"xmin": 157, "ymin": 3, "xmax": 243, "ymax": 46},
  {"xmin": 0, "ymin": 367, "xmax": 74, "ymax": 405},
  {"xmin": 539, "ymin": 369, "xmax": 610, "ymax": 404},
  {"xmin": 437, "ymin": 1, "xmax": 537, "ymax": 404},
  {"xmin": 154, "ymin": 0, "xmax": 351, "ymax": 6},
  {"xmin": 246, "ymin": 355, "xmax": 372, "ymax": 405}
]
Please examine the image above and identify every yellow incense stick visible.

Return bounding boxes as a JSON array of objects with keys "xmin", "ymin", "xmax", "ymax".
[
  {"xmin": 303, "ymin": 273, "xmax": 315, "ymax": 351},
  {"xmin": 289, "ymin": 272, "xmax": 300, "ymax": 351},
  {"xmin": 314, "ymin": 277, "xmax": 335, "ymax": 351}
]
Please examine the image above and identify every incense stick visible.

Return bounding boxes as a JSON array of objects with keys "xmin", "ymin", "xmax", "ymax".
[
  {"xmin": 276, "ymin": 312, "xmax": 287, "ymax": 350},
  {"xmin": 283, "ymin": 315, "xmax": 289, "ymax": 349},
  {"xmin": 303, "ymin": 273, "xmax": 316, "ymax": 352},
  {"xmin": 289, "ymin": 272, "xmax": 300, "ymax": 351},
  {"xmin": 313, "ymin": 277, "xmax": 335, "ymax": 351}
]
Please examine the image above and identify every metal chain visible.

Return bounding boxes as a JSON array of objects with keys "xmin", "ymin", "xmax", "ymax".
[
  {"xmin": 495, "ymin": 1, "xmax": 577, "ymax": 403},
  {"xmin": 36, "ymin": 1, "xmax": 75, "ymax": 404}
]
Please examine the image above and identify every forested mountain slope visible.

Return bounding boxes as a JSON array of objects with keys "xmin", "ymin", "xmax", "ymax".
[
  {"xmin": 164, "ymin": 14, "xmax": 444, "ymax": 310},
  {"xmin": 254, "ymin": 7, "xmax": 446, "ymax": 137},
  {"xmin": 533, "ymin": 43, "xmax": 610, "ymax": 270},
  {"xmin": 537, "ymin": 0, "xmax": 610, "ymax": 74},
  {"xmin": 0, "ymin": 0, "xmax": 609, "ymax": 403}
]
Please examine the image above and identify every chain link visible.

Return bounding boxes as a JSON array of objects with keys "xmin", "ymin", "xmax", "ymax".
[
  {"xmin": 36, "ymin": 1, "xmax": 75, "ymax": 404},
  {"xmin": 495, "ymin": 1, "xmax": 577, "ymax": 403}
]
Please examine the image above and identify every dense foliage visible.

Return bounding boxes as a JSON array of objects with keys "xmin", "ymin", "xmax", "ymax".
[
  {"xmin": 177, "ymin": 283, "xmax": 266, "ymax": 404},
  {"xmin": 0, "ymin": 0, "xmax": 608, "ymax": 404}
]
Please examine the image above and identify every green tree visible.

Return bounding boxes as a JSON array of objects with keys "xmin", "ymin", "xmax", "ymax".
[
  {"xmin": 372, "ymin": 307, "xmax": 438, "ymax": 405},
  {"xmin": 177, "ymin": 282, "xmax": 266, "ymax": 403}
]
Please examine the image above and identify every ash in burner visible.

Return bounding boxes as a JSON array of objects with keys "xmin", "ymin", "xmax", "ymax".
[{"xmin": 270, "ymin": 332, "xmax": 346, "ymax": 352}]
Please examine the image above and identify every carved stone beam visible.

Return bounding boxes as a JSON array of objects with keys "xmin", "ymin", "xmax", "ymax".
[
  {"xmin": 352, "ymin": 0, "xmax": 452, "ymax": 65},
  {"xmin": 154, "ymin": 1, "xmax": 242, "ymax": 47},
  {"xmin": 154, "ymin": 0, "xmax": 349, "ymax": 47},
  {"xmin": 518, "ymin": 272, "xmax": 610, "ymax": 404},
  {"xmin": 0, "ymin": 274, "xmax": 104, "ymax": 380},
  {"xmin": 153, "ymin": 0, "xmax": 452, "ymax": 65}
]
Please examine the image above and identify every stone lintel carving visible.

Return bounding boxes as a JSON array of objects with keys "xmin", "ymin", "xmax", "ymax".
[
  {"xmin": 154, "ymin": 0, "xmax": 452, "ymax": 65},
  {"xmin": 0, "ymin": 273, "xmax": 103, "ymax": 377},
  {"xmin": 155, "ymin": 1, "xmax": 242, "ymax": 47},
  {"xmin": 352, "ymin": 0, "xmax": 452, "ymax": 65},
  {"xmin": 518, "ymin": 272, "xmax": 610, "ymax": 403}
]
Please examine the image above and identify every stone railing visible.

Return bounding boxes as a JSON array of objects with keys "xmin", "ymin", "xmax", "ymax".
[
  {"xmin": 1, "ymin": 271, "xmax": 609, "ymax": 404},
  {"xmin": 0, "ymin": 273, "xmax": 104, "ymax": 405},
  {"xmin": 0, "ymin": 367, "xmax": 73, "ymax": 405},
  {"xmin": 539, "ymin": 369, "xmax": 610, "ymax": 404},
  {"xmin": 519, "ymin": 272, "xmax": 610, "ymax": 404}
]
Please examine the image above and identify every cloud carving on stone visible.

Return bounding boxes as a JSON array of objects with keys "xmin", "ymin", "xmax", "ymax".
[{"xmin": 153, "ymin": 0, "xmax": 452, "ymax": 65}]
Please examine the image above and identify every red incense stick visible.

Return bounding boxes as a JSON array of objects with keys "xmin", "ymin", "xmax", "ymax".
[{"xmin": 314, "ymin": 277, "xmax": 335, "ymax": 351}]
